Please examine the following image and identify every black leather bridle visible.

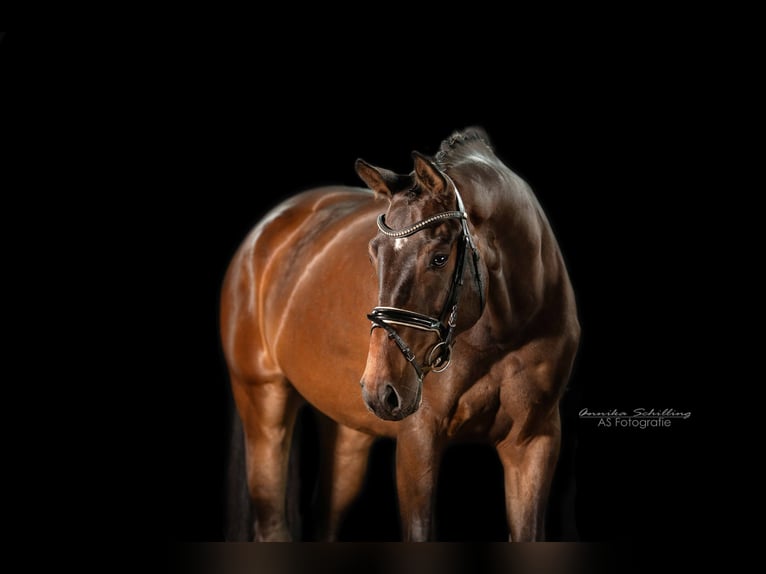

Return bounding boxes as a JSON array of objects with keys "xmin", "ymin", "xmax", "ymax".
[{"xmin": 367, "ymin": 175, "xmax": 485, "ymax": 382}]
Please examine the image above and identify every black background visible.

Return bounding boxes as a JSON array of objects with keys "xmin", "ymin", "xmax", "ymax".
[
  {"xmin": 1, "ymin": 31, "xmax": 728, "ymax": 546},
  {"xmin": 153, "ymin": 49, "xmax": 711, "ymax": 542}
]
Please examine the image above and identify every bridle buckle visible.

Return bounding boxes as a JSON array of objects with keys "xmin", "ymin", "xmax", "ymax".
[{"xmin": 368, "ymin": 174, "xmax": 483, "ymax": 381}]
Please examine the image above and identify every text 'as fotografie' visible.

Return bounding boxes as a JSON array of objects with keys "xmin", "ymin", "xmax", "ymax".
[{"xmin": 578, "ymin": 408, "xmax": 691, "ymax": 429}]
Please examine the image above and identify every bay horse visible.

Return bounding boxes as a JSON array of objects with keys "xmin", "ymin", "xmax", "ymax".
[{"xmin": 220, "ymin": 127, "xmax": 580, "ymax": 541}]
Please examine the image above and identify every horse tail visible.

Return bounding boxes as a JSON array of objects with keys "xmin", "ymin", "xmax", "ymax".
[{"xmin": 224, "ymin": 396, "xmax": 253, "ymax": 541}]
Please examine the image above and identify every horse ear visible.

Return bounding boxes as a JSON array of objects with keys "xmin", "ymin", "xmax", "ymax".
[
  {"xmin": 355, "ymin": 159, "xmax": 402, "ymax": 198},
  {"xmin": 412, "ymin": 151, "xmax": 446, "ymax": 196}
]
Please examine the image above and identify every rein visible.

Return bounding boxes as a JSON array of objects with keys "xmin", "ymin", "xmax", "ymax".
[{"xmin": 367, "ymin": 175, "xmax": 484, "ymax": 382}]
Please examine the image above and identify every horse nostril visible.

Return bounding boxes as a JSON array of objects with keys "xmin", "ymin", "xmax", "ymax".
[{"xmin": 383, "ymin": 384, "xmax": 400, "ymax": 412}]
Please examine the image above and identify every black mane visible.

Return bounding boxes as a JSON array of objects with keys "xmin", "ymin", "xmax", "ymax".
[{"xmin": 434, "ymin": 126, "xmax": 494, "ymax": 168}]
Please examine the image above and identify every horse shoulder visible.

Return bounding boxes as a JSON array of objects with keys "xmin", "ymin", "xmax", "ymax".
[{"xmin": 460, "ymin": 186, "xmax": 579, "ymax": 439}]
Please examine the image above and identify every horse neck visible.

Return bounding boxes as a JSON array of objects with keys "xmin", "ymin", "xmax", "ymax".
[
  {"xmin": 449, "ymin": 161, "xmax": 542, "ymax": 238},
  {"xmin": 451, "ymin": 161, "xmax": 564, "ymax": 345}
]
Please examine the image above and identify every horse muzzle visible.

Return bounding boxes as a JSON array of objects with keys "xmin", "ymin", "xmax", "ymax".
[{"xmin": 360, "ymin": 375, "xmax": 423, "ymax": 421}]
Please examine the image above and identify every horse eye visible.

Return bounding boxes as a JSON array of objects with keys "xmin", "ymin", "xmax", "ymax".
[{"xmin": 431, "ymin": 254, "xmax": 449, "ymax": 268}]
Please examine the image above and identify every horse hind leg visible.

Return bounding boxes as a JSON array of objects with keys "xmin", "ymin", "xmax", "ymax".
[
  {"xmin": 314, "ymin": 413, "xmax": 375, "ymax": 541},
  {"xmin": 231, "ymin": 373, "xmax": 302, "ymax": 541}
]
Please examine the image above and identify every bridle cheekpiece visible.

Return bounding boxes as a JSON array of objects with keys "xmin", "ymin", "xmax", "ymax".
[{"xmin": 367, "ymin": 174, "xmax": 484, "ymax": 382}]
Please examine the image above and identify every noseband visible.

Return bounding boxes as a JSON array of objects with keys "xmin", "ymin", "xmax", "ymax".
[{"xmin": 367, "ymin": 175, "xmax": 485, "ymax": 382}]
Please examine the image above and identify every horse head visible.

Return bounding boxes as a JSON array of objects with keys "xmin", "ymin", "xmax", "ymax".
[{"xmin": 356, "ymin": 152, "xmax": 487, "ymax": 421}]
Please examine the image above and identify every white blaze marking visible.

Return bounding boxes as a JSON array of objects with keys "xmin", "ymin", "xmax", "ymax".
[{"xmin": 394, "ymin": 237, "xmax": 407, "ymax": 252}]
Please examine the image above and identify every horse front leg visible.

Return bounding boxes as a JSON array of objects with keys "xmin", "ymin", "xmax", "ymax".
[
  {"xmin": 395, "ymin": 424, "xmax": 444, "ymax": 541},
  {"xmin": 496, "ymin": 408, "xmax": 561, "ymax": 542}
]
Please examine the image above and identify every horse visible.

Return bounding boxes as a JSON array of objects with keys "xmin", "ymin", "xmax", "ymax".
[{"xmin": 220, "ymin": 127, "xmax": 580, "ymax": 541}]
